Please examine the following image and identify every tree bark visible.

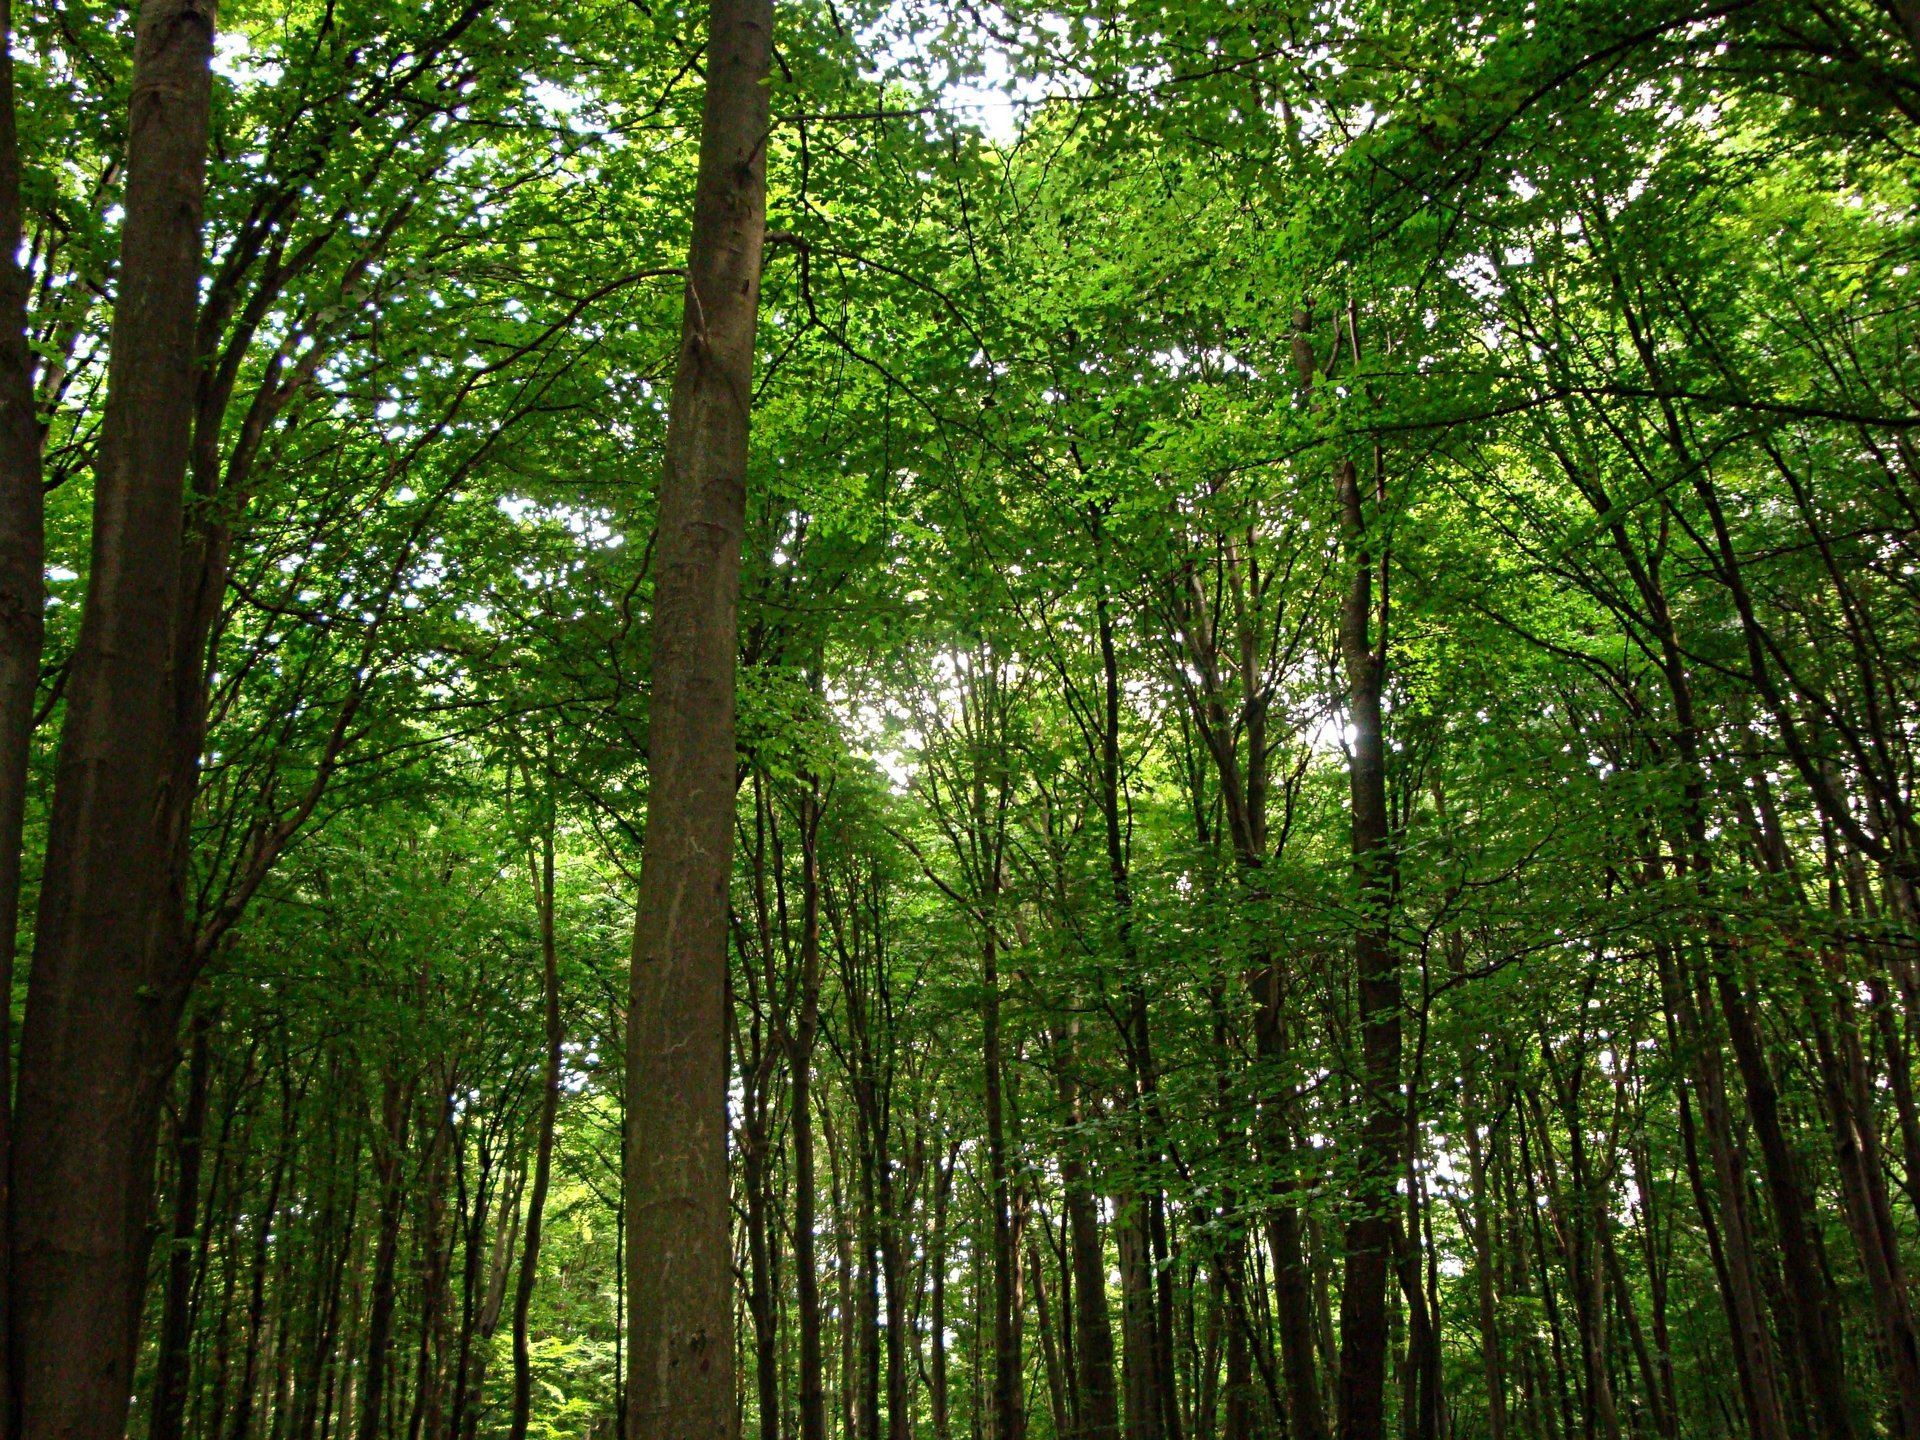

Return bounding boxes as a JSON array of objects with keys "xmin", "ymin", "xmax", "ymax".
[
  {"xmin": 621, "ymin": 0, "xmax": 771, "ymax": 1427},
  {"xmin": 7, "ymin": 5, "xmax": 217, "ymax": 1437}
]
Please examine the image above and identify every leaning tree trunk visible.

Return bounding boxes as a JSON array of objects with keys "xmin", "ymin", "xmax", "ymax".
[
  {"xmin": 622, "ymin": 0, "xmax": 772, "ymax": 1428},
  {"xmin": 7, "ymin": 4, "xmax": 215, "ymax": 1438}
]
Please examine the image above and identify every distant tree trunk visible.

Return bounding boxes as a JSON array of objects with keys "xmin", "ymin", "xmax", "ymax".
[
  {"xmin": 1095, "ymin": 565, "xmax": 1170, "ymax": 1440},
  {"xmin": 1119, "ymin": 1197, "xmax": 1163, "ymax": 1440},
  {"xmin": 1293, "ymin": 307, "xmax": 1401, "ymax": 1440},
  {"xmin": 1032, "ymin": 1235, "xmax": 1073, "ymax": 1440},
  {"xmin": 7, "ymin": 5, "xmax": 216, "ymax": 1437},
  {"xmin": 984, "ymin": 918, "xmax": 1026, "ymax": 1440},
  {"xmin": 794, "ymin": 782, "xmax": 829, "ymax": 1440},
  {"xmin": 1251, "ymin": 972, "xmax": 1330, "ymax": 1440},
  {"xmin": 1148, "ymin": 1194, "xmax": 1181, "ymax": 1440},
  {"xmin": 151, "ymin": 1011, "xmax": 217, "ymax": 1440},
  {"xmin": 457, "ymin": 1149, "xmax": 526, "ymax": 1440},
  {"xmin": 229, "ymin": 1072, "xmax": 297, "ymax": 1440},
  {"xmin": 621, "ymin": 0, "xmax": 771, "ymax": 1428},
  {"xmin": 511, "ymin": 808, "xmax": 565, "ymax": 1440},
  {"xmin": 358, "ymin": 1070, "xmax": 413, "ymax": 1440},
  {"xmin": 407, "ymin": 1093, "xmax": 456, "ymax": 1440},
  {"xmin": 930, "ymin": 1141, "xmax": 959, "ymax": 1440},
  {"xmin": 744, "ymin": 1095, "xmax": 780, "ymax": 1440},
  {"xmin": 1055, "ymin": 1026, "xmax": 1120, "ymax": 1440},
  {"xmin": 855, "ymin": 1111, "xmax": 882, "ymax": 1440},
  {"xmin": 1461, "ymin": 1069, "xmax": 1508, "ymax": 1440},
  {"xmin": 879, "ymin": 1157, "xmax": 911, "ymax": 1440},
  {"xmin": 294, "ymin": 1119, "xmax": 361, "ymax": 1440}
]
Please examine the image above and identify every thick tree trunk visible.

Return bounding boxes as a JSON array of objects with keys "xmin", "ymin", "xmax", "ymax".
[
  {"xmin": 511, "ymin": 818, "xmax": 565, "ymax": 1440},
  {"xmin": 0, "ymin": 14, "xmax": 44, "ymax": 1420},
  {"xmin": 621, "ymin": 0, "xmax": 771, "ymax": 1427},
  {"xmin": 7, "ymin": 5, "xmax": 216, "ymax": 1437}
]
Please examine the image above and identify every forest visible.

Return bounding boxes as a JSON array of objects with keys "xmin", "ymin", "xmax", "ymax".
[{"xmin": 1, "ymin": 0, "xmax": 1917, "ymax": 1439}]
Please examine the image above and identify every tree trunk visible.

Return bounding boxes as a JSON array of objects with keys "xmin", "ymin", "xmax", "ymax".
[
  {"xmin": 0, "ymin": 5, "xmax": 45, "ymax": 1416},
  {"xmin": 794, "ymin": 783, "xmax": 828, "ymax": 1440},
  {"xmin": 1057, "ymin": 1032, "xmax": 1120, "ymax": 1440},
  {"xmin": 511, "ymin": 813, "xmax": 565, "ymax": 1440},
  {"xmin": 357, "ymin": 1070, "xmax": 412, "ymax": 1440},
  {"xmin": 7, "ymin": 5, "xmax": 216, "ymax": 1436},
  {"xmin": 227, "ymin": 1074, "xmax": 296, "ymax": 1440},
  {"xmin": 1032, "ymin": 1235, "xmax": 1073, "ymax": 1440},
  {"xmin": 930, "ymin": 1141, "xmax": 958, "ymax": 1440},
  {"xmin": 621, "ymin": 0, "xmax": 771, "ymax": 1427},
  {"xmin": 1120, "ymin": 1198, "xmax": 1163, "ymax": 1440},
  {"xmin": 984, "ymin": 922, "xmax": 1026, "ymax": 1440},
  {"xmin": 1293, "ymin": 307, "xmax": 1401, "ymax": 1440},
  {"xmin": 151, "ymin": 1011, "xmax": 216, "ymax": 1440}
]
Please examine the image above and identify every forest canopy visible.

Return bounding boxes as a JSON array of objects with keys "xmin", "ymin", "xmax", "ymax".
[{"xmin": 1, "ymin": 2, "xmax": 1917, "ymax": 1440}]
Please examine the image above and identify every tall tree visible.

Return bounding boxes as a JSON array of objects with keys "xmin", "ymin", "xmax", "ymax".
[
  {"xmin": 621, "ymin": 0, "xmax": 773, "ymax": 1430},
  {"xmin": 7, "ymin": 3, "xmax": 217, "ymax": 1434}
]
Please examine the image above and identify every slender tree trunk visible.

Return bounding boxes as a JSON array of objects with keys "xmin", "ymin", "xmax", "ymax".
[
  {"xmin": 1252, "ymin": 971, "xmax": 1330, "ymax": 1440},
  {"xmin": 930, "ymin": 1141, "xmax": 958, "ymax": 1440},
  {"xmin": 1032, "ymin": 1236, "xmax": 1073, "ymax": 1440},
  {"xmin": 510, "ymin": 813, "xmax": 565, "ymax": 1440},
  {"xmin": 151, "ymin": 1011, "xmax": 217, "ymax": 1440},
  {"xmin": 794, "ymin": 783, "xmax": 828, "ymax": 1440},
  {"xmin": 357, "ymin": 1070, "xmax": 412, "ymax": 1440},
  {"xmin": 7, "ymin": 5, "xmax": 216, "ymax": 1436},
  {"xmin": 984, "ymin": 919, "xmax": 1026, "ymax": 1440},
  {"xmin": 1293, "ymin": 307, "xmax": 1401, "ymax": 1440},
  {"xmin": 1462, "ymin": 1085, "xmax": 1508, "ymax": 1440},
  {"xmin": 1120, "ymin": 1198, "xmax": 1163, "ymax": 1440},
  {"xmin": 459, "ymin": 1150, "xmax": 525, "ymax": 1440},
  {"xmin": 880, "ymin": 1162, "xmax": 910, "ymax": 1440},
  {"xmin": 228, "ymin": 1076, "xmax": 296, "ymax": 1440},
  {"xmin": 857, "ymin": 1116, "xmax": 882, "ymax": 1440},
  {"xmin": 295, "ymin": 1126, "xmax": 360, "ymax": 1440},
  {"xmin": 621, "ymin": 0, "xmax": 771, "ymax": 1427},
  {"xmin": 744, "ymin": 1102, "xmax": 779, "ymax": 1440},
  {"xmin": 1056, "ymin": 1029, "xmax": 1120, "ymax": 1440}
]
